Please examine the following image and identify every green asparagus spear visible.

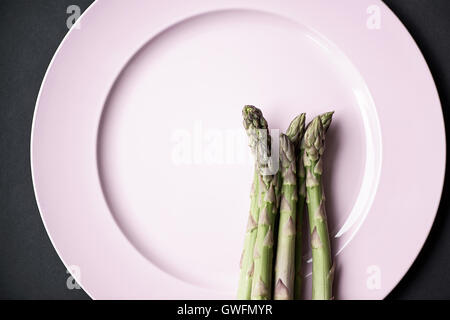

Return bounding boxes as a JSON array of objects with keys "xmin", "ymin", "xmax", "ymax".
[
  {"xmin": 250, "ymin": 112, "xmax": 281, "ymax": 300},
  {"xmin": 237, "ymin": 106, "xmax": 269, "ymax": 300},
  {"xmin": 302, "ymin": 114, "xmax": 335, "ymax": 300},
  {"xmin": 274, "ymin": 134, "xmax": 298, "ymax": 300},
  {"xmin": 251, "ymin": 169, "xmax": 280, "ymax": 300},
  {"xmin": 285, "ymin": 114, "xmax": 307, "ymax": 300}
]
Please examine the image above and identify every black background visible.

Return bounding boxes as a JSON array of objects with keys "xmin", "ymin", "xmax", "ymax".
[{"xmin": 0, "ymin": 0, "xmax": 449, "ymax": 299}]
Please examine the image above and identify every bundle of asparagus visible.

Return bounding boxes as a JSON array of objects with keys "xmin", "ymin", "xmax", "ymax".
[{"xmin": 237, "ymin": 106, "xmax": 335, "ymax": 300}]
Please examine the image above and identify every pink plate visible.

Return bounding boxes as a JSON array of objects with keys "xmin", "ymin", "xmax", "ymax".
[{"xmin": 31, "ymin": 0, "xmax": 445, "ymax": 299}]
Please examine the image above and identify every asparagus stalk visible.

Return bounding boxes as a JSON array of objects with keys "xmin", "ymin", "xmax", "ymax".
[
  {"xmin": 251, "ymin": 170, "xmax": 280, "ymax": 300},
  {"xmin": 237, "ymin": 106, "xmax": 269, "ymax": 300},
  {"xmin": 249, "ymin": 111, "xmax": 281, "ymax": 300},
  {"xmin": 302, "ymin": 114, "xmax": 335, "ymax": 300},
  {"xmin": 290, "ymin": 112, "xmax": 330, "ymax": 299},
  {"xmin": 274, "ymin": 133, "xmax": 298, "ymax": 300},
  {"xmin": 285, "ymin": 114, "xmax": 307, "ymax": 300}
]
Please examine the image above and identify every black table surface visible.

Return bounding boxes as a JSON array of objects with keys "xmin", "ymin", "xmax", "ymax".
[{"xmin": 0, "ymin": 0, "xmax": 449, "ymax": 300}]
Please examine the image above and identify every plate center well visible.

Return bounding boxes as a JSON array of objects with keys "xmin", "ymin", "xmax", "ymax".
[{"xmin": 97, "ymin": 10, "xmax": 381, "ymax": 292}]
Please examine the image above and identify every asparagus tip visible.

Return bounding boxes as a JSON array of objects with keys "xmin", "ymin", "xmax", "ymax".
[
  {"xmin": 320, "ymin": 111, "xmax": 335, "ymax": 132},
  {"xmin": 286, "ymin": 113, "xmax": 306, "ymax": 146}
]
